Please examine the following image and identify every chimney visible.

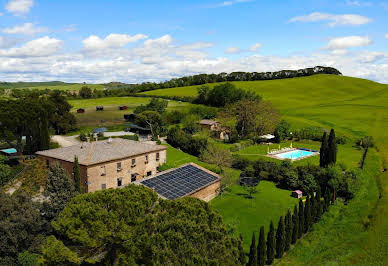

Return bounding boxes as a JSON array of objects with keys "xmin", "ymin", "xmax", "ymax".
[{"xmin": 86, "ymin": 137, "xmax": 90, "ymax": 143}]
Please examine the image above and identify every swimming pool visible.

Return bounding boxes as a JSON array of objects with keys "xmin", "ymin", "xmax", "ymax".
[{"xmin": 273, "ymin": 149, "xmax": 316, "ymax": 160}]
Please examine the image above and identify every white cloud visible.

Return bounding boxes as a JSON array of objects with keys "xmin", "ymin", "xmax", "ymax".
[
  {"xmin": 385, "ymin": 34, "xmax": 388, "ymax": 39},
  {"xmin": 0, "ymin": 36, "xmax": 63, "ymax": 57},
  {"xmin": 1, "ymin": 34, "xmax": 388, "ymax": 84},
  {"xmin": 2, "ymin": 23, "xmax": 47, "ymax": 35},
  {"xmin": 225, "ymin": 47, "xmax": 241, "ymax": 54},
  {"xmin": 83, "ymin": 33, "xmax": 147, "ymax": 51},
  {"xmin": 250, "ymin": 43, "xmax": 262, "ymax": 52},
  {"xmin": 0, "ymin": 12, "xmax": 3, "ymax": 16},
  {"xmin": 346, "ymin": 1, "xmax": 372, "ymax": 6},
  {"xmin": 203, "ymin": 0, "xmax": 254, "ymax": 8},
  {"xmin": 6, "ymin": 0, "xmax": 34, "ymax": 16},
  {"xmin": 289, "ymin": 12, "xmax": 371, "ymax": 26},
  {"xmin": 325, "ymin": 36, "xmax": 371, "ymax": 50}
]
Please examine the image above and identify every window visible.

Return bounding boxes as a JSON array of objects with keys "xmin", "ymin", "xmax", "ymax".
[
  {"xmin": 101, "ymin": 184, "xmax": 106, "ymax": 190},
  {"xmin": 147, "ymin": 171, "xmax": 152, "ymax": 177},
  {"xmin": 117, "ymin": 162, "xmax": 122, "ymax": 171},
  {"xmin": 117, "ymin": 178, "xmax": 122, "ymax": 187},
  {"xmin": 46, "ymin": 160, "xmax": 49, "ymax": 167},
  {"xmin": 156, "ymin": 152, "xmax": 160, "ymax": 161},
  {"xmin": 145, "ymin": 155, "xmax": 149, "ymax": 164},
  {"xmin": 101, "ymin": 166, "xmax": 106, "ymax": 176},
  {"xmin": 131, "ymin": 158, "xmax": 136, "ymax": 167},
  {"xmin": 131, "ymin": 174, "xmax": 137, "ymax": 182}
]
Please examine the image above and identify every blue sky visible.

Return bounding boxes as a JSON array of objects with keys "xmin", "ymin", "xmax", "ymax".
[{"xmin": 0, "ymin": 0, "xmax": 387, "ymax": 83}]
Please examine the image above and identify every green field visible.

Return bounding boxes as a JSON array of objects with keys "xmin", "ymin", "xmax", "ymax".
[
  {"xmin": 139, "ymin": 74, "xmax": 388, "ymax": 264},
  {"xmin": 0, "ymin": 81, "xmax": 104, "ymax": 91},
  {"xmin": 211, "ymin": 182, "xmax": 299, "ymax": 251},
  {"xmin": 68, "ymin": 97, "xmax": 195, "ymax": 126}
]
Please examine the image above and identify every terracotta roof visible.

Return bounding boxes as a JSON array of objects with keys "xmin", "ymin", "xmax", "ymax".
[
  {"xmin": 199, "ymin": 119, "xmax": 219, "ymax": 125},
  {"xmin": 36, "ymin": 138, "xmax": 166, "ymax": 166}
]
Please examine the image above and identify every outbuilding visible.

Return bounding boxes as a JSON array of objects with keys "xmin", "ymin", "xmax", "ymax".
[
  {"xmin": 96, "ymin": 106, "xmax": 104, "ymax": 111},
  {"xmin": 119, "ymin": 105, "xmax": 128, "ymax": 110},
  {"xmin": 292, "ymin": 190, "xmax": 303, "ymax": 199},
  {"xmin": 77, "ymin": 108, "xmax": 85, "ymax": 113}
]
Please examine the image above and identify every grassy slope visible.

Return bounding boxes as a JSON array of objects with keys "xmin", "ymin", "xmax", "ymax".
[
  {"xmin": 0, "ymin": 81, "xmax": 104, "ymax": 91},
  {"xmin": 68, "ymin": 97, "xmax": 195, "ymax": 127},
  {"xmin": 140, "ymin": 74, "xmax": 388, "ymax": 264}
]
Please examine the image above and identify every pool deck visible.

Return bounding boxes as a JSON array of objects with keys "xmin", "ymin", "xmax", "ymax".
[{"xmin": 266, "ymin": 148, "xmax": 319, "ymax": 162}]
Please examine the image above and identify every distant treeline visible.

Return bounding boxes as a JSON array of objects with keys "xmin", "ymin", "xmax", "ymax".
[{"xmin": 106, "ymin": 66, "xmax": 341, "ymax": 94}]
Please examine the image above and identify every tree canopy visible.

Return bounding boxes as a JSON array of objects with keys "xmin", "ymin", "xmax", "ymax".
[{"xmin": 49, "ymin": 185, "xmax": 244, "ymax": 265}]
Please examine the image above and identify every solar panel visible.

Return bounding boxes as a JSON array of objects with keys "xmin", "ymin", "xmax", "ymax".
[{"xmin": 140, "ymin": 164, "xmax": 219, "ymax": 200}]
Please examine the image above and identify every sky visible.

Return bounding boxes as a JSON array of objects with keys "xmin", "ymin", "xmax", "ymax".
[{"xmin": 0, "ymin": 0, "xmax": 387, "ymax": 83}]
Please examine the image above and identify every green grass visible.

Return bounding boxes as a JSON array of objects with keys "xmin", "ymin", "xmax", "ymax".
[
  {"xmin": 68, "ymin": 97, "xmax": 196, "ymax": 127},
  {"xmin": 139, "ymin": 74, "xmax": 388, "ymax": 264},
  {"xmin": 14, "ymin": 83, "xmax": 104, "ymax": 91},
  {"xmin": 211, "ymin": 182, "xmax": 299, "ymax": 251}
]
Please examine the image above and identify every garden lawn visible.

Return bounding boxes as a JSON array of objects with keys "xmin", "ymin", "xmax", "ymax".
[
  {"xmin": 68, "ymin": 97, "xmax": 195, "ymax": 126},
  {"xmin": 211, "ymin": 182, "xmax": 299, "ymax": 251}
]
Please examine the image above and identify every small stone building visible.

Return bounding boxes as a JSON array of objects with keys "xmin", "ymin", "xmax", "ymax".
[
  {"xmin": 199, "ymin": 119, "xmax": 229, "ymax": 141},
  {"xmin": 139, "ymin": 163, "xmax": 221, "ymax": 202},
  {"xmin": 36, "ymin": 138, "xmax": 167, "ymax": 193}
]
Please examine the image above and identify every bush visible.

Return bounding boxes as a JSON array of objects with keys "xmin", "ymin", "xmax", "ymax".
[
  {"xmin": 232, "ymin": 155, "xmax": 252, "ymax": 170},
  {"xmin": 189, "ymin": 106, "xmax": 218, "ymax": 119},
  {"xmin": 79, "ymin": 132, "xmax": 87, "ymax": 141},
  {"xmin": 167, "ymin": 126, "xmax": 208, "ymax": 157}
]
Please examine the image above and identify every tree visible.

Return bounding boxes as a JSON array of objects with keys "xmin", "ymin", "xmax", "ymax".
[
  {"xmin": 134, "ymin": 98, "xmax": 168, "ymax": 114},
  {"xmin": 41, "ymin": 163, "xmax": 77, "ymax": 230},
  {"xmin": 200, "ymin": 144, "xmax": 233, "ymax": 176},
  {"xmin": 238, "ymin": 234, "xmax": 246, "ymax": 265},
  {"xmin": 320, "ymin": 132, "xmax": 328, "ymax": 167},
  {"xmin": 48, "ymin": 90, "xmax": 77, "ymax": 134},
  {"xmin": 291, "ymin": 205, "xmax": 299, "ymax": 244},
  {"xmin": 50, "ymin": 185, "xmax": 243, "ymax": 265},
  {"xmin": 39, "ymin": 235, "xmax": 80, "ymax": 265},
  {"xmin": 298, "ymin": 200, "xmax": 304, "ymax": 238},
  {"xmin": 247, "ymin": 232, "xmax": 257, "ymax": 266},
  {"xmin": 18, "ymin": 251, "xmax": 40, "ymax": 266},
  {"xmin": 182, "ymin": 114, "xmax": 201, "ymax": 134},
  {"xmin": 79, "ymin": 86, "xmax": 92, "ymax": 98},
  {"xmin": 266, "ymin": 220, "xmax": 275, "ymax": 264},
  {"xmin": 274, "ymin": 120, "xmax": 290, "ymax": 143},
  {"xmin": 327, "ymin": 129, "xmax": 337, "ymax": 165},
  {"xmin": 135, "ymin": 111, "xmax": 166, "ymax": 137},
  {"xmin": 314, "ymin": 186, "xmax": 322, "ymax": 222},
  {"xmin": 328, "ymin": 177, "xmax": 339, "ymax": 202},
  {"xmin": 0, "ymin": 155, "xmax": 12, "ymax": 187},
  {"xmin": 257, "ymin": 226, "xmax": 266, "ymax": 266},
  {"xmin": 285, "ymin": 209, "xmax": 292, "ymax": 252},
  {"xmin": 0, "ymin": 191, "xmax": 43, "ymax": 265},
  {"xmin": 276, "ymin": 216, "xmax": 285, "ymax": 258},
  {"xmin": 73, "ymin": 156, "xmax": 81, "ymax": 193},
  {"xmin": 304, "ymin": 196, "xmax": 312, "ymax": 233}
]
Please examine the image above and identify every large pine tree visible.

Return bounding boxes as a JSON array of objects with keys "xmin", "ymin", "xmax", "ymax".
[
  {"xmin": 291, "ymin": 205, "xmax": 299, "ymax": 244},
  {"xmin": 285, "ymin": 209, "xmax": 292, "ymax": 252},
  {"xmin": 257, "ymin": 226, "xmax": 266, "ymax": 266},
  {"xmin": 247, "ymin": 232, "xmax": 257, "ymax": 266},
  {"xmin": 266, "ymin": 220, "xmax": 275, "ymax": 265},
  {"xmin": 320, "ymin": 132, "xmax": 328, "ymax": 167},
  {"xmin": 73, "ymin": 156, "xmax": 81, "ymax": 193},
  {"xmin": 275, "ymin": 216, "xmax": 285, "ymax": 258},
  {"xmin": 298, "ymin": 200, "xmax": 304, "ymax": 238},
  {"xmin": 327, "ymin": 129, "xmax": 337, "ymax": 165}
]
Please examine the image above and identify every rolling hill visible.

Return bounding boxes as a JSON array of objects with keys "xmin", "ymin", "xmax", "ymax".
[
  {"xmin": 0, "ymin": 81, "xmax": 104, "ymax": 91},
  {"xmin": 140, "ymin": 74, "xmax": 388, "ymax": 264}
]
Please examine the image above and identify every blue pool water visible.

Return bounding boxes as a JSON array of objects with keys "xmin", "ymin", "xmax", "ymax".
[{"xmin": 275, "ymin": 149, "xmax": 315, "ymax": 160}]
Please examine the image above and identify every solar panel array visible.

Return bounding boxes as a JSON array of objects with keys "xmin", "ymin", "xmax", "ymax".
[{"xmin": 140, "ymin": 164, "xmax": 219, "ymax": 200}]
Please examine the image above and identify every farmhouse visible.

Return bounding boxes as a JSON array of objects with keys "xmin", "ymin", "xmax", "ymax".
[
  {"xmin": 199, "ymin": 119, "xmax": 229, "ymax": 140},
  {"xmin": 139, "ymin": 163, "xmax": 221, "ymax": 202},
  {"xmin": 36, "ymin": 138, "xmax": 167, "ymax": 193}
]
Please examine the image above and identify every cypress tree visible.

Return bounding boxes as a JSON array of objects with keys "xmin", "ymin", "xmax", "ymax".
[
  {"xmin": 247, "ymin": 232, "xmax": 257, "ymax": 266},
  {"xmin": 327, "ymin": 129, "xmax": 337, "ymax": 165},
  {"xmin": 285, "ymin": 209, "xmax": 292, "ymax": 251},
  {"xmin": 315, "ymin": 186, "xmax": 322, "ymax": 221},
  {"xmin": 304, "ymin": 196, "xmax": 311, "ymax": 233},
  {"xmin": 238, "ymin": 234, "xmax": 246, "ymax": 265},
  {"xmin": 266, "ymin": 221, "xmax": 275, "ymax": 265},
  {"xmin": 320, "ymin": 132, "xmax": 328, "ymax": 167},
  {"xmin": 298, "ymin": 200, "xmax": 304, "ymax": 238},
  {"xmin": 40, "ymin": 116, "xmax": 50, "ymax": 150},
  {"xmin": 73, "ymin": 156, "xmax": 81, "ymax": 193},
  {"xmin": 257, "ymin": 226, "xmax": 266, "ymax": 266},
  {"xmin": 276, "ymin": 216, "xmax": 285, "ymax": 258},
  {"xmin": 291, "ymin": 205, "xmax": 299, "ymax": 244}
]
